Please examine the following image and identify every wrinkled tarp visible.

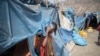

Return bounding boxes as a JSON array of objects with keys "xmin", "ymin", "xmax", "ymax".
[
  {"xmin": 59, "ymin": 14, "xmax": 73, "ymax": 31},
  {"xmin": 63, "ymin": 8, "xmax": 74, "ymax": 21},
  {"xmin": 20, "ymin": 0, "xmax": 66, "ymax": 7},
  {"xmin": 75, "ymin": 16, "xmax": 86, "ymax": 30},
  {"xmin": 51, "ymin": 28, "xmax": 69, "ymax": 56},
  {"xmin": 85, "ymin": 12, "xmax": 98, "ymax": 28},
  {"xmin": 0, "ymin": 0, "xmax": 69, "ymax": 56},
  {"xmin": 0, "ymin": 0, "xmax": 57, "ymax": 54},
  {"xmin": 58, "ymin": 28, "xmax": 72, "ymax": 44},
  {"xmin": 63, "ymin": 8, "xmax": 74, "ymax": 31},
  {"xmin": 58, "ymin": 9, "xmax": 74, "ymax": 31},
  {"xmin": 72, "ymin": 31, "xmax": 87, "ymax": 46},
  {"xmin": 85, "ymin": 11, "xmax": 94, "ymax": 19}
]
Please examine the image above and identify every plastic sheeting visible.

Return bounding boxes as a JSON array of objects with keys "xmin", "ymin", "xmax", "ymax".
[
  {"xmin": 0, "ymin": 0, "xmax": 58, "ymax": 55},
  {"xmin": 59, "ymin": 14, "xmax": 73, "ymax": 31},
  {"xmin": 63, "ymin": 8, "xmax": 74, "ymax": 21},
  {"xmin": 51, "ymin": 28, "xmax": 70, "ymax": 56},
  {"xmin": 72, "ymin": 31, "xmax": 87, "ymax": 46},
  {"xmin": 63, "ymin": 8, "xmax": 74, "ymax": 31},
  {"xmin": 75, "ymin": 16, "xmax": 86, "ymax": 30},
  {"xmin": 58, "ymin": 28, "xmax": 73, "ymax": 44},
  {"xmin": 20, "ymin": 0, "xmax": 66, "ymax": 7},
  {"xmin": 58, "ymin": 8, "xmax": 74, "ymax": 31},
  {"xmin": 0, "ymin": 0, "xmax": 70, "ymax": 56}
]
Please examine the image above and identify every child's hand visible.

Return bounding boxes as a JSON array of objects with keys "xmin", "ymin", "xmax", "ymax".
[{"xmin": 46, "ymin": 26, "xmax": 51, "ymax": 35}]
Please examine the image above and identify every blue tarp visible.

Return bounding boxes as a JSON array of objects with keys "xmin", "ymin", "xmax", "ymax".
[
  {"xmin": 63, "ymin": 8, "xmax": 74, "ymax": 21},
  {"xmin": 51, "ymin": 28, "xmax": 70, "ymax": 56},
  {"xmin": 0, "ymin": 0, "xmax": 69, "ymax": 56},
  {"xmin": 72, "ymin": 31, "xmax": 87, "ymax": 46},
  {"xmin": 58, "ymin": 28, "xmax": 73, "ymax": 44},
  {"xmin": 63, "ymin": 8, "xmax": 74, "ymax": 31},
  {"xmin": 75, "ymin": 16, "xmax": 86, "ymax": 30},
  {"xmin": 0, "ymin": 0, "xmax": 56, "ymax": 54}
]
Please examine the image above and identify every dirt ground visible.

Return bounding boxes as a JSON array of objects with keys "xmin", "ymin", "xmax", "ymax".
[{"xmin": 71, "ymin": 30, "xmax": 100, "ymax": 56}]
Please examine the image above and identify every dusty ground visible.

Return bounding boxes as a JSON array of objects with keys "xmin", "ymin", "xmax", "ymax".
[{"xmin": 71, "ymin": 30, "xmax": 100, "ymax": 56}]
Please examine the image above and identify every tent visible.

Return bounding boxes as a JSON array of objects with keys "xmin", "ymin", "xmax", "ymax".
[{"xmin": 0, "ymin": 0, "xmax": 70, "ymax": 56}]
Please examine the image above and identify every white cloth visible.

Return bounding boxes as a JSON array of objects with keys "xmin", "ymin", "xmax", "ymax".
[{"xmin": 58, "ymin": 10, "xmax": 74, "ymax": 31}]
